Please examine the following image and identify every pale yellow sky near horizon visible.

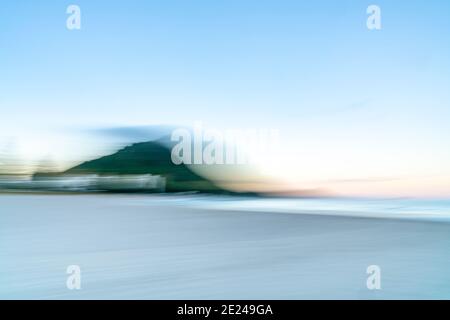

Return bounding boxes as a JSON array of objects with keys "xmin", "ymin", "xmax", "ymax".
[{"xmin": 2, "ymin": 129, "xmax": 450, "ymax": 198}]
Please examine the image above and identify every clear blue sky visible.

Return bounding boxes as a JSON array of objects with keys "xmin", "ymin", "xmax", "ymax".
[{"xmin": 1, "ymin": 0, "xmax": 450, "ymax": 196}]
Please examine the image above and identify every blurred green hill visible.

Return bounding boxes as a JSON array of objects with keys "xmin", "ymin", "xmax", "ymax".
[{"xmin": 64, "ymin": 139, "xmax": 224, "ymax": 193}]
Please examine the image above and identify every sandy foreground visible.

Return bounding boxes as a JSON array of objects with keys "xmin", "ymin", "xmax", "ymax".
[{"xmin": 1, "ymin": 194, "xmax": 450, "ymax": 299}]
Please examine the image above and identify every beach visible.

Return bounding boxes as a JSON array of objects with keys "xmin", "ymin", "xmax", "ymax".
[{"xmin": 1, "ymin": 194, "xmax": 450, "ymax": 299}]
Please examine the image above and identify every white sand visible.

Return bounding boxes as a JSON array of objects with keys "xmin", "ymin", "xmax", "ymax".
[{"xmin": 1, "ymin": 194, "xmax": 450, "ymax": 299}]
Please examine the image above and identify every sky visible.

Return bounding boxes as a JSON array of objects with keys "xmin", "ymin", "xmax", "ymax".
[{"xmin": 1, "ymin": 0, "xmax": 450, "ymax": 197}]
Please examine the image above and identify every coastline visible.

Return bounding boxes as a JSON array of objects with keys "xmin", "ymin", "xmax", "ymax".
[{"xmin": 1, "ymin": 194, "xmax": 450, "ymax": 299}]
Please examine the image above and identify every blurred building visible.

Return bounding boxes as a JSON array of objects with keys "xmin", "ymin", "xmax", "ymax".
[{"xmin": 0, "ymin": 174, "xmax": 166, "ymax": 193}]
